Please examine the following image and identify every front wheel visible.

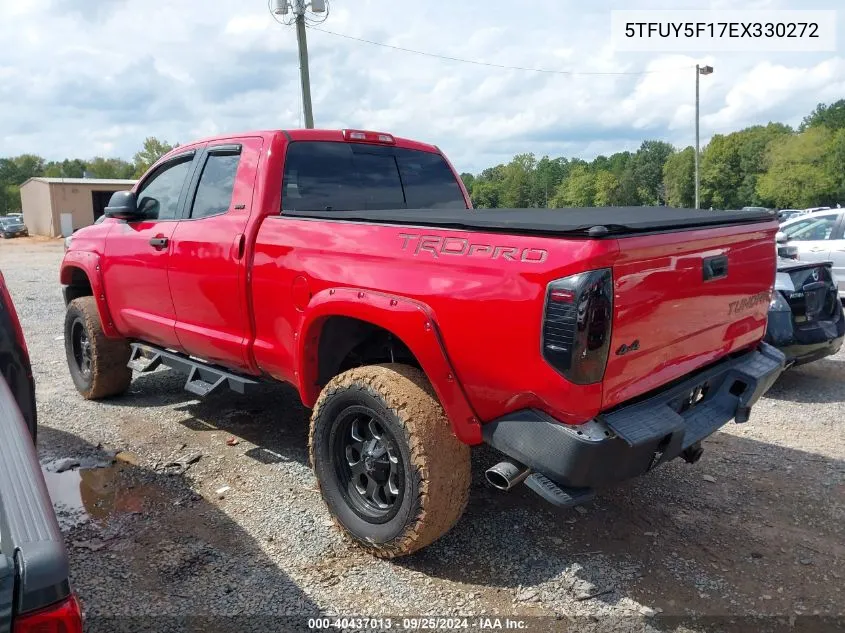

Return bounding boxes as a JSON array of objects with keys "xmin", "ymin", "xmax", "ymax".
[
  {"xmin": 309, "ymin": 364, "xmax": 470, "ymax": 558},
  {"xmin": 64, "ymin": 297, "xmax": 132, "ymax": 399}
]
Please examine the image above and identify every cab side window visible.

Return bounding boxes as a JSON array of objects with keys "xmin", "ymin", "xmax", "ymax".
[
  {"xmin": 784, "ymin": 215, "xmax": 838, "ymax": 241},
  {"xmin": 190, "ymin": 150, "xmax": 241, "ymax": 219},
  {"xmin": 136, "ymin": 155, "xmax": 194, "ymax": 221}
]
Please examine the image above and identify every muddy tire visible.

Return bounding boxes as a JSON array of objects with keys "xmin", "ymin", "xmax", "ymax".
[
  {"xmin": 64, "ymin": 296, "xmax": 132, "ymax": 399},
  {"xmin": 309, "ymin": 363, "xmax": 470, "ymax": 558}
]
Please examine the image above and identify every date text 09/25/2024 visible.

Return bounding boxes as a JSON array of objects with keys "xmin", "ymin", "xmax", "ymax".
[{"xmin": 307, "ymin": 617, "xmax": 529, "ymax": 630}]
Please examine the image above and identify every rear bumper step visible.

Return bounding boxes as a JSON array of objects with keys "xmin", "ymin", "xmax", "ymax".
[
  {"xmin": 128, "ymin": 343, "xmax": 260, "ymax": 397},
  {"xmin": 524, "ymin": 473, "xmax": 595, "ymax": 508},
  {"xmin": 482, "ymin": 343, "xmax": 785, "ymax": 493}
]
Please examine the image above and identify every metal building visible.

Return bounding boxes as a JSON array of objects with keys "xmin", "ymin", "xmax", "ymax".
[{"xmin": 19, "ymin": 178, "xmax": 136, "ymax": 237}]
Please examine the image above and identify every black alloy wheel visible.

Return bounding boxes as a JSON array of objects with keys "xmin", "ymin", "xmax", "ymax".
[
  {"xmin": 71, "ymin": 319, "xmax": 92, "ymax": 379},
  {"xmin": 331, "ymin": 405, "xmax": 404, "ymax": 523}
]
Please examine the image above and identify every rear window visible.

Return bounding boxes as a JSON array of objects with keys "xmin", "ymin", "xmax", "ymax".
[{"xmin": 282, "ymin": 141, "xmax": 466, "ymax": 212}]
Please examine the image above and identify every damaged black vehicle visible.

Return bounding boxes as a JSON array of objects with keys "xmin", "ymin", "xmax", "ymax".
[{"xmin": 765, "ymin": 259, "xmax": 845, "ymax": 366}]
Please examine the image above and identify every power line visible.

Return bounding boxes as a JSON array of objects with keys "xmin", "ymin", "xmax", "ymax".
[{"xmin": 307, "ymin": 26, "xmax": 692, "ymax": 76}]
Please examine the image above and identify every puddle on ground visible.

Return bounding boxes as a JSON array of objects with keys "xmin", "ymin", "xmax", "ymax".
[{"xmin": 42, "ymin": 459, "xmax": 158, "ymax": 530}]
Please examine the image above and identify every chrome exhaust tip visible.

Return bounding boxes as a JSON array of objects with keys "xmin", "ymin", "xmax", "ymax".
[{"xmin": 485, "ymin": 461, "xmax": 531, "ymax": 491}]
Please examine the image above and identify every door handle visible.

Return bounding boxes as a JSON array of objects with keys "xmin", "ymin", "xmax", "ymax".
[
  {"xmin": 702, "ymin": 254, "xmax": 728, "ymax": 281},
  {"xmin": 233, "ymin": 233, "xmax": 246, "ymax": 260},
  {"xmin": 149, "ymin": 236, "xmax": 169, "ymax": 249}
]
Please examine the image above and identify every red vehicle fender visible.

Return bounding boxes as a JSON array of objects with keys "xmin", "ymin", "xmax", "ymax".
[
  {"xmin": 297, "ymin": 288, "xmax": 483, "ymax": 445},
  {"xmin": 59, "ymin": 252, "xmax": 120, "ymax": 339}
]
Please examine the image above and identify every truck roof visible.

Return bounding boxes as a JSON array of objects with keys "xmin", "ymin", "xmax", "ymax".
[{"xmin": 176, "ymin": 129, "xmax": 441, "ymax": 154}]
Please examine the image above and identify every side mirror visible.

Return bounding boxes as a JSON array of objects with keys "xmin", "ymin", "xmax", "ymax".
[
  {"xmin": 775, "ymin": 231, "xmax": 788, "ymax": 244},
  {"xmin": 104, "ymin": 191, "xmax": 142, "ymax": 221}
]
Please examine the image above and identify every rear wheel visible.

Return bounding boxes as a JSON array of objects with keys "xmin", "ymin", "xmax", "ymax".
[
  {"xmin": 309, "ymin": 364, "xmax": 470, "ymax": 558},
  {"xmin": 64, "ymin": 297, "xmax": 132, "ymax": 399}
]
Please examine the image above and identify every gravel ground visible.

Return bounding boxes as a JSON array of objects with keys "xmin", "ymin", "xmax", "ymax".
[{"xmin": 2, "ymin": 237, "xmax": 843, "ymax": 633}]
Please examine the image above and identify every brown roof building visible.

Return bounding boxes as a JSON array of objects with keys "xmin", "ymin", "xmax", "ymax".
[{"xmin": 20, "ymin": 177, "xmax": 136, "ymax": 237}]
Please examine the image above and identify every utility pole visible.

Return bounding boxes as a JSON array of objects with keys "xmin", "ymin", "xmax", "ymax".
[
  {"xmin": 695, "ymin": 64, "xmax": 713, "ymax": 209},
  {"xmin": 273, "ymin": 0, "xmax": 325, "ymax": 129},
  {"xmin": 294, "ymin": 0, "xmax": 314, "ymax": 129}
]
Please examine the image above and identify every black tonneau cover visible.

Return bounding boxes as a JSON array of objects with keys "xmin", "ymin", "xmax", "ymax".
[{"xmin": 282, "ymin": 206, "xmax": 777, "ymax": 237}]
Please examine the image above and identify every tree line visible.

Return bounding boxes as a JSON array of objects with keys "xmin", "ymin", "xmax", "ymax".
[
  {"xmin": 0, "ymin": 137, "xmax": 176, "ymax": 215},
  {"xmin": 460, "ymin": 100, "xmax": 845, "ymax": 210},
  {"xmin": 3, "ymin": 101, "xmax": 844, "ymax": 216}
]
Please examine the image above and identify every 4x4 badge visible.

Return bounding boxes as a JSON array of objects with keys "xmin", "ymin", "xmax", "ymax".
[{"xmin": 615, "ymin": 340, "xmax": 640, "ymax": 356}]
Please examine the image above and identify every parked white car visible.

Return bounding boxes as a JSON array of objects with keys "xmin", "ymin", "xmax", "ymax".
[
  {"xmin": 777, "ymin": 209, "xmax": 807, "ymax": 223},
  {"xmin": 777, "ymin": 209, "xmax": 845, "ymax": 299}
]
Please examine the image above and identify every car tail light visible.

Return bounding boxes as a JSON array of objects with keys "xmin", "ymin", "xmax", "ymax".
[
  {"xmin": 542, "ymin": 269, "xmax": 613, "ymax": 384},
  {"xmin": 342, "ymin": 129, "xmax": 395, "ymax": 144},
  {"xmin": 0, "ymin": 272, "xmax": 31, "ymax": 365},
  {"xmin": 13, "ymin": 594, "xmax": 83, "ymax": 633}
]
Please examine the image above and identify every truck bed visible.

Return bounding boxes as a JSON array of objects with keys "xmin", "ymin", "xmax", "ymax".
[
  {"xmin": 254, "ymin": 208, "xmax": 778, "ymax": 426},
  {"xmin": 282, "ymin": 206, "xmax": 777, "ymax": 237}
]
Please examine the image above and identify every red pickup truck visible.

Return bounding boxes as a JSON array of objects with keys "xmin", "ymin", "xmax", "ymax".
[{"xmin": 60, "ymin": 129, "xmax": 785, "ymax": 557}]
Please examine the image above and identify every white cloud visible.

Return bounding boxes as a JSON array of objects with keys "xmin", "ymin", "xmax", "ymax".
[
  {"xmin": 706, "ymin": 58, "xmax": 845, "ymax": 130},
  {"xmin": 0, "ymin": 0, "xmax": 844, "ymax": 172}
]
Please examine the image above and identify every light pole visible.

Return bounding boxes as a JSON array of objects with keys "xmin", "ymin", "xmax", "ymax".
[
  {"xmin": 273, "ymin": 0, "xmax": 326, "ymax": 129},
  {"xmin": 695, "ymin": 64, "xmax": 713, "ymax": 209}
]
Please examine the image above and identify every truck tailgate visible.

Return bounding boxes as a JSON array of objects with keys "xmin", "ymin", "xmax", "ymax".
[{"xmin": 604, "ymin": 222, "xmax": 778, "ymax": 409}]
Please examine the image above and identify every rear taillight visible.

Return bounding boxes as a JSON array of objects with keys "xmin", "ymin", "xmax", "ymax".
[
  {"xmin": 0, "ymin": 272, "xmax": 31, "ymax": 365},
  {"xmin": 13, "ymin": 594, "xmax": 83, "ymax": 633},
  {"xmin": 542, "ymin": 269, "xmax": 613, "ymax": 384}
]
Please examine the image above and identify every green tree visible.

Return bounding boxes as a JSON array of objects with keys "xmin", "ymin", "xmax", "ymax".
[
  {"xmin": 593, "ymin": 170, "xmax": 619, "ymax": 206},
  {"xmin": 614, "ymin": 165, "xmax": 642, "ymax": 206},
  {"xmin": 551, "ymin": 165, "xmax": 595, "ymax": 207},
  {"xmin": 662, "ymin": 146, "xmax": 695, "ymax": 208},
  {"xmin": 735, "ymin": 124, "xmax": 791, "ymax": 206},
  {"xmin": 606, "ymin": 151, "xmax": 634, "ymax": 176},
  {"xmin": 699, "ymin": 134, "xmax": 740, "ymax": 209},
  {"xmin": 86, "ymin": 157, "xmax": 135, "ymax": 179},
  {"xmin": 470, "ymin": 165, "xmax": 506, "ymax": 208},
  {"xmin": 531, "ymin": 156, "xmax": 568, "ymax": 207},
  {"xmin": 44, "ymin": 158, "xmax": 87, "ymax": 178},
  {"xmin": 0, "ymin": 185, "xmax": 21, "ymax": 215},
  {"xmin": 0, "ymin": 154, "xmax": 45, "ymax": 185},
  {"xmin": 499, "ymin": 153, "xmax": 536, "ymax": 208},
  {"xmin": 591, "ymin": 155, "xmax": 610, "ymax": 172},
  {"xmin": 756, "ymin": 126, "xmax": 838, "ymax": 208},
  {"xmin": 133, "ymin": 137, "xmax": 177, "ymax": 177},
  {"xmin": 0, "ymin": 154, "xmax": 46, "ymax": 214},
  {"xmin": 632, "ymin": 140, "xmax": 674, "ymax": 205},
  {"xmin": 830, "ymin": 128, "xmax": 845, "ymax": 200},
  {"xmin": 459, "ymin": 172, "xmax": 475, "ymax": 194},
  {"xmin": 800, "ymin": 100, "xmax": 845, "ymax": 132}
]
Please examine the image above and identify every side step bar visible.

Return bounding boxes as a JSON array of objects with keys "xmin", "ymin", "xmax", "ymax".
[{"xmin": 128, "ymin": 343, "xmax": 260, "ymax": 397}]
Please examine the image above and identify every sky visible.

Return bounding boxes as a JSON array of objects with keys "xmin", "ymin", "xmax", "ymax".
[{"xmin": 1, "ymin": 0, "xmax": 844, "ymax": 174}]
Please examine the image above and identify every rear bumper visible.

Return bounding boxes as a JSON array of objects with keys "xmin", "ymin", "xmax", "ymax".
[
  {"xmin": 482, "ymin": 343, "xmax": 786, "ymax": 489},
  {"xmin": 764, "ymin": 308, "xmax": 844, "ymax": 365}
]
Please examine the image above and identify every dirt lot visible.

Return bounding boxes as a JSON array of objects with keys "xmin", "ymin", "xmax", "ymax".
[{"xmin": 2, "ymin": 237, "xmax": 844, "ymax": 632}]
